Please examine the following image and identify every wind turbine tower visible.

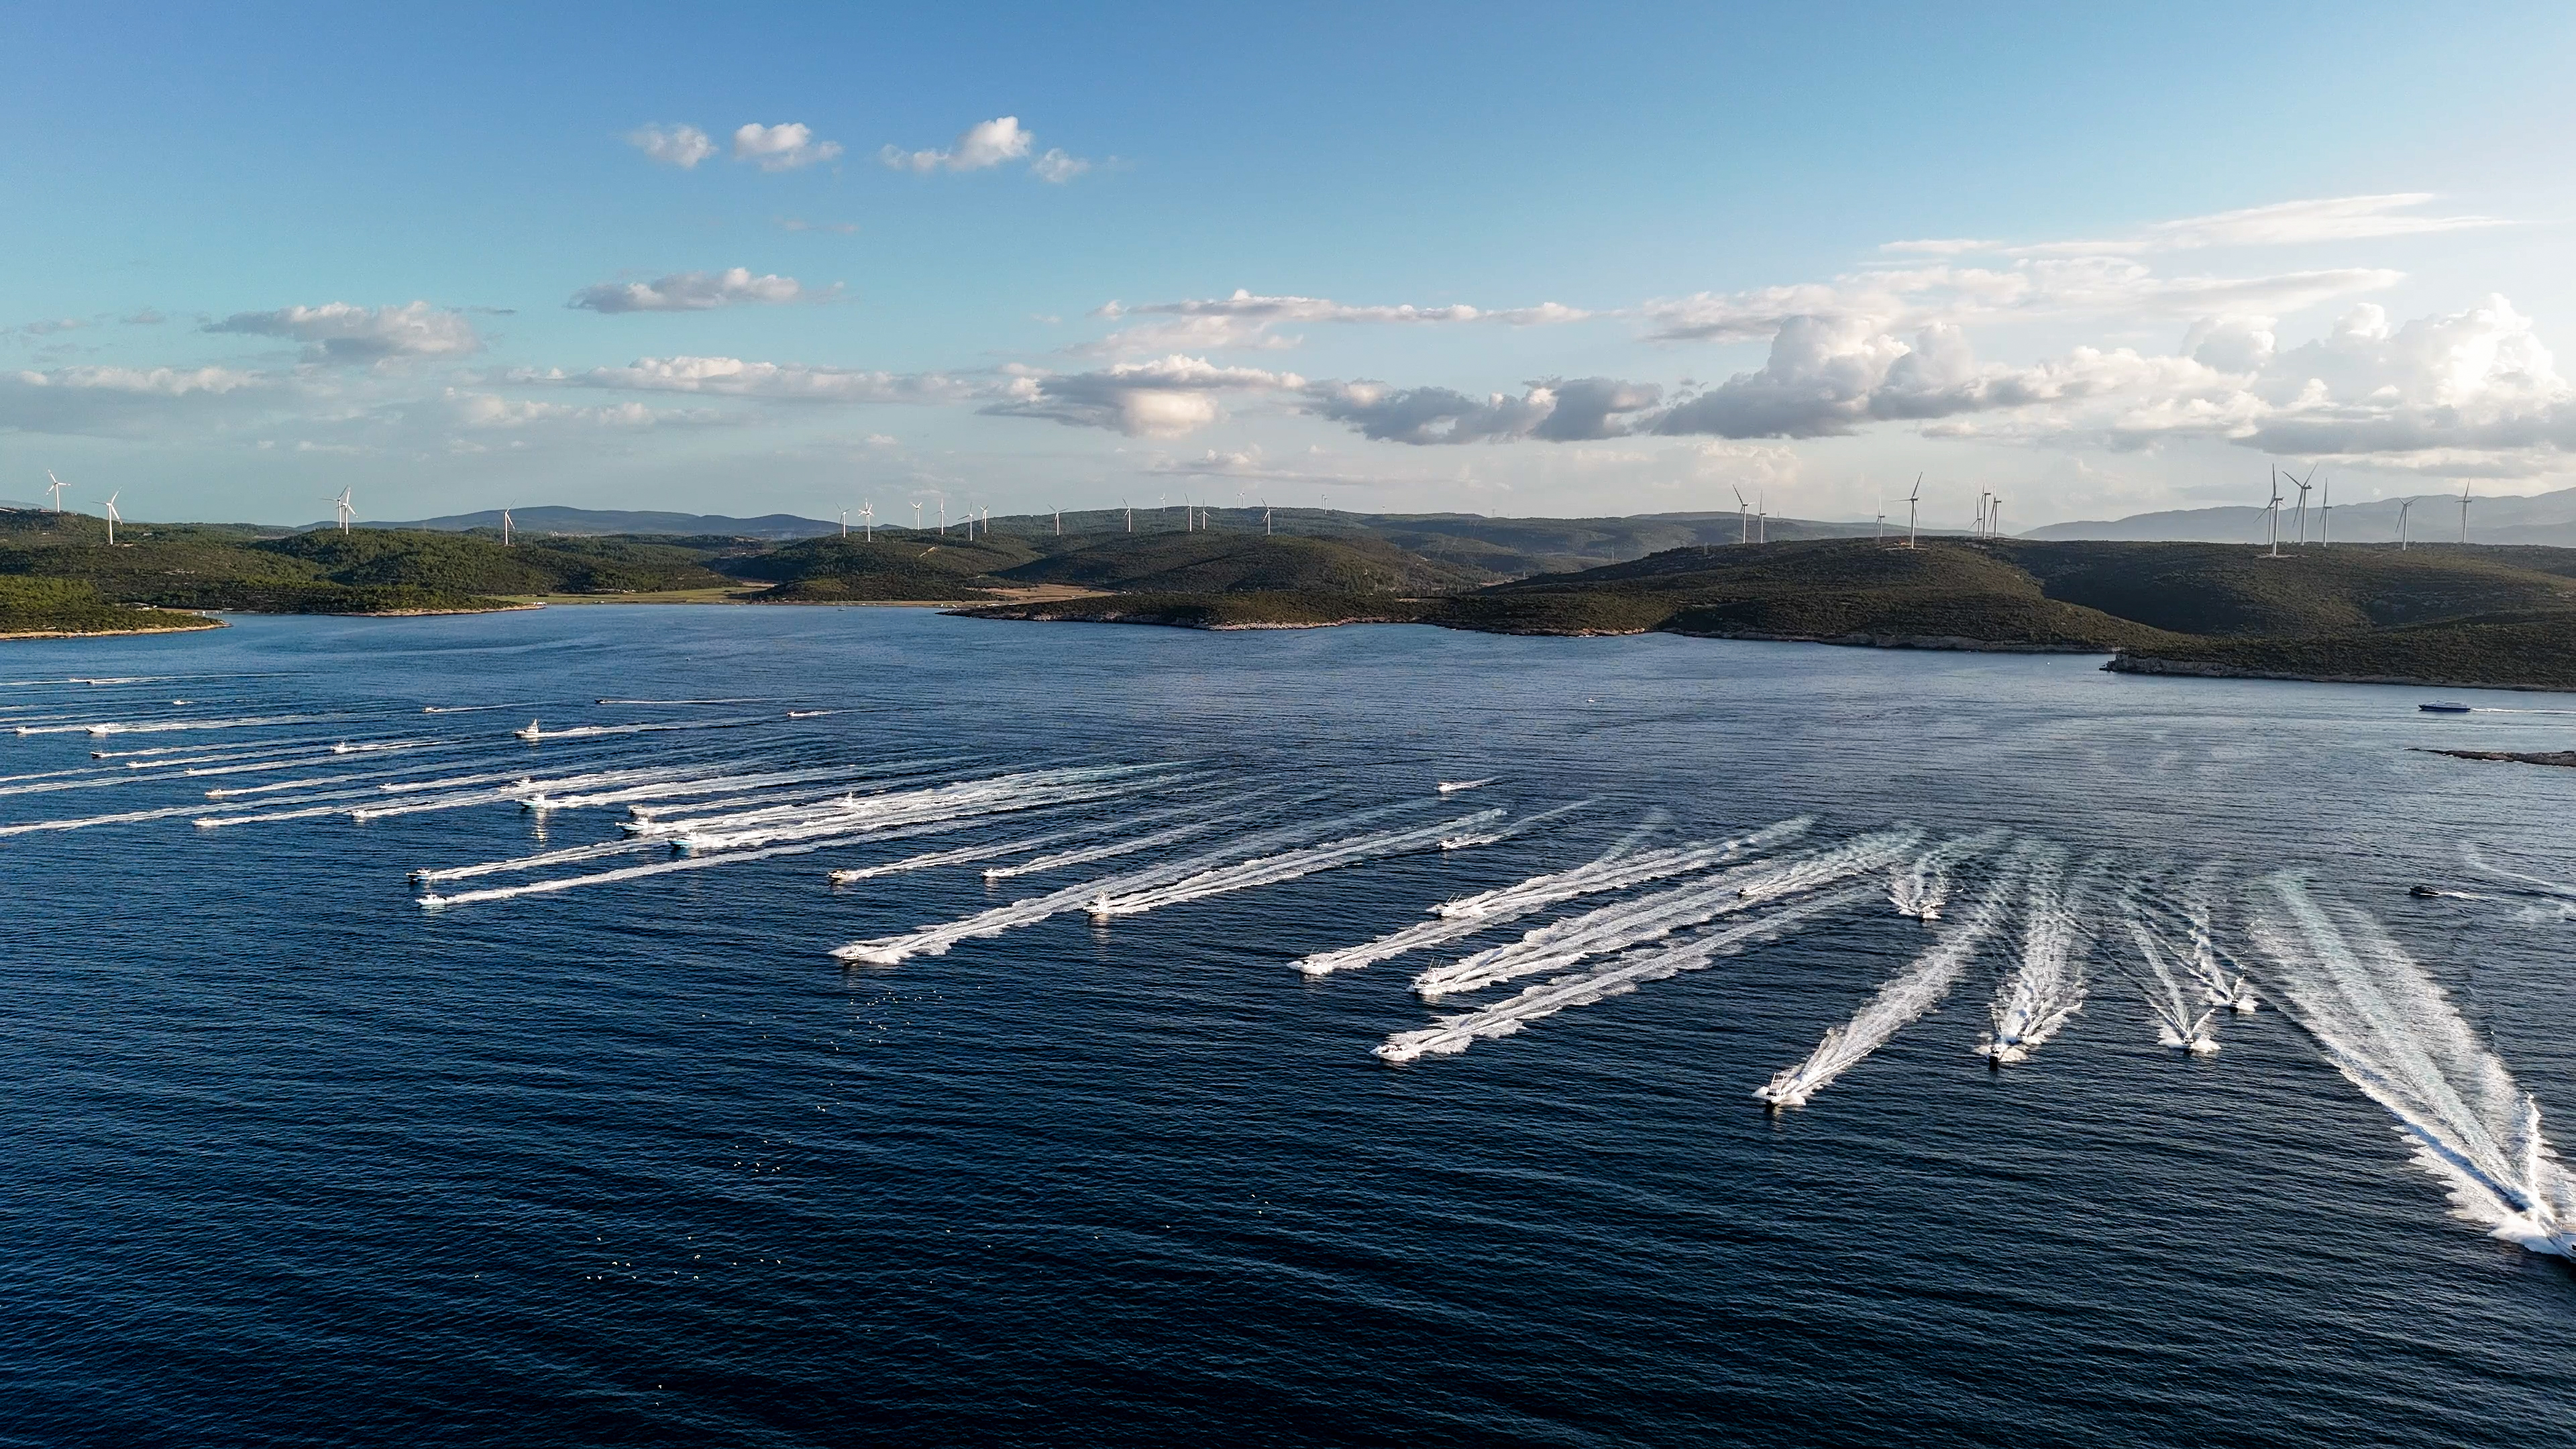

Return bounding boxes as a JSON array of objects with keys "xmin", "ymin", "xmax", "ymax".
[
  {"xmin": 1756, "ymin": 489, "xmax": 1767, "ymax": 544},
  {"xmin": 2318, "ymin": 476, "xmax": 2329, "ymax": 548},
  {"xmin": 1263, "ymin": 501, "xmax": 1272, "ymax": 536},
  {"xmin": 502, "ymin": 509, "xmax": 513, "ymax": 546},
  {"xmin": 46, "ymin": 471, "xmax": 67, "ymax": 512},
  {"xmin": 101, "ymin": 492, "xmax": 122, "ymax": 545},
  {"xmin": 839, "ymin": 509, "xmax": 848, "ymax": 539},
  {"xmin": 2460, "ymin": 482, "xmax": 2473, "ymax": 544},
  {"xmin": 329, "ymin": 488, "xmax": 354, "ymax": 534},
  {"xmin": 2397, "ymin": 498, "xmax": 2412, "ymax": 551},
  {"xmin": 2261, "ymin": 469, "xmax": 2284, "ymax": 558},
  {"xmin": 1733, "ymin": 486, "xmax": 1750, "ymax": 544},
  {"xmin": 861, "ymin": 500, "xmax": 873, "ymax": 541},
  {"xmin": 912, "ymin": 501, "xmax": 923, "ymax": 531},
  {"xmin": 1875, "ymin": 488, "xmax": 1885, "ymax": 542},
  {"xmin": 2290, "ymin": 467, "xmax": 2312, "ymax": 546},
  {"xmin": 1905, "ymin": 474, "xmax": 1922, "ymax": 549}
]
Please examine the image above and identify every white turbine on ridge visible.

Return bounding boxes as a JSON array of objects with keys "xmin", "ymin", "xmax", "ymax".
[
  {"xmin": 328, "ymin": 488, "xmax": 354, "ymax": 534},
  {"xmin": 1905, "ymin": 473, "xmax": 1922, "ymax": 549},
  {"xmin": 101, "ymin": 492, "xmax": 123, "ymax": 545},
  {"xmin": 46, "ymin": 470, "xmax": 68, "ymax": 511}
]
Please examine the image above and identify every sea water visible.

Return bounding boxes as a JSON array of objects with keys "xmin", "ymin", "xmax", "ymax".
[{"xmin": 3, "ymin": 605, "xmax": 2573, "ymax": 1446}]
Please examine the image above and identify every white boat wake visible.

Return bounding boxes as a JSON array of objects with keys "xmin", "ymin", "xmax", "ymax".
[
  {"xmin": 1378, "ymin": 886, "xmax": 1870, "ymax": 1065},
  {"xmin": 1888, "ymin": 828, "xmax": 2008, "ymax": 920},
  {"xmin": 832, "ymin": 801, "xmax": 1432, "ymax": 965},
  {"xmin": 1756, "ymin": 843, "xmax": 2034, "ymax": 1107},
  {"xmin": 1085, "ymin": 809, "xmax": 1505, "ymax": 919},
  {"xmin": 1979, "ymin": 851, "xmax": 2095, "ymax": 1066},
  {"xmin": 1295, "ymin": 814, "xmax": 1807, "ymax": 979},
  {"xmin": 2249, "ymin": 874, "xmax": 2576, "ymax": 1258},
  {"xmin": 2126, "ymin": 914, "xmax": 2221, "ymax": 1057},
  {"xmin": 1411, "ymin": 827, "xmax": 1922, "ymax": 1001}
]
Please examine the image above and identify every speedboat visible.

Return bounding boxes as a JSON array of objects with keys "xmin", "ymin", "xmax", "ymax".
[{"xmin": 2420, "ymin": 701, "xmax": 2472, "ymax": 713}]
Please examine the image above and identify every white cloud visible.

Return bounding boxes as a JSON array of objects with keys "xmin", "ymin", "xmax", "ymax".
[
  {"xmin": 628, "ymin": 124, "xmax": 716, "ymax": 169},
  {"xmin": 204, "ymin": 301, "xmax": 482, "ymax": 362},
  {"xmin": 732, "ymin": 122, "xmax": 843, "ymax": 172},
  {"xmin": 1069, "ymin": 313, "xmax": 1302, "ymax": 357},
  {"xmin": 1305, "ymin": 376, "xmax": 1662, "ymax": 444},
  {"xmin": 1640, "ymin": 260, "xmax": 2400, "ymax": 343},
  {"xmin": 556, "ymin": 355, "xmax": 972, "ymax": 405},
  {"xmin": 1030, "ymin": 148, "xmax": 1090, "ymax": 183},
  {"xmin": 982, "ymin": 355, "xmax": 1301, "ymax": 437},
  {"xmin": 1882, "ymin": 195, "xmax": 2511, "ymax": 260},
  {"xmin": 882, "ymin": 115, "xmax": 1042, "ymax": 174},
  {"xmin": 567, "ymin": 268, "xmax": 830, "ymax": 314},
  {"xmin": 0, "ymin": 364, "xmax": 275, "ymax": 437},
  {"xmin": 440, "ymin": 390, "xmax": 728, "ymax": 431},
  {"xmin": 1117, "ymin": 289, "xmax": 1593, "ymax": 327}
]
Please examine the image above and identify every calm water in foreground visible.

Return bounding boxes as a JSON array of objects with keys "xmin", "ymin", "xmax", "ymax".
[{"xmin": 5, "ymin": 605, "xmax": 2575, "ymax": 1447}]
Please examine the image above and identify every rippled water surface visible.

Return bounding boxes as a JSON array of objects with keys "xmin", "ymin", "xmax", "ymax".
[{"xmin": 7, "ymin": 606, "xmax": 2576, "ymax": 1446}]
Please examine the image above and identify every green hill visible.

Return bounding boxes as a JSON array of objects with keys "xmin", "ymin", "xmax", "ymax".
[
  {"xmin": 989, "ymin": 532, "xmax": 1482, "ymax": 594},
  {"xmin": 0, "ymin": 577, "xmax": 219, "ymax": 637}
]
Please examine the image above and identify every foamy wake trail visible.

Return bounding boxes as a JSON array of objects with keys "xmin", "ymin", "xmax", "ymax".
[
  {"xmin": 1430, "ymin": 816, "xmax": 1806, "ymax": 918},
  {"xmin": 833, "ymin": 801, "xmax": 1426, "ymax": 965},
  {"xmin": 1412, "ymin": 827, "xmax": 1923, "ymax": 1001},
  {"xmin": 517, "ymin": 716, "xmax": 766, "ymax": 740},
  {"xmin": 2171, "ymin": 880, "xmax": 2259, "ymax": 1012},
  {"xmin": 350, "ymin": 765, "xmax": 705, "ymax": 821},
  {"xmin": 205, "ymin": 773, "xmax": 380, "ymax": 798},
  {"xmin": 101, "ymin": 734, "xmax": 350, "ymax": 761},
  {"xmin": 418, "ymin": 830, "xmax": 877, "ymax": 908},
  {"xmin": 537, "ymin": 765, "xmax": 859, "ymax": 810},
  {"xmin": 1433, "ymin": 798, "xmax": 1594, "ymax": 850},
  {"xmin": 653, "ymin": 765, "xmax": 1185, "ymax": 851},
  {"xmin": 981, "ymin": 815, "xmax": 1231, "ymax": 881},
  {"xmin": 1888, "ymin": 828, "xmax": 2009, "ymax": 920},
  {"xmin": 1086, "ymin": 809, "xmax": 1505, "ymax": 918},
  {"xmin": 2126, "ymin": 914, "xmax": 2220, "ymax": 1056},
  {"xmin": 2461, "ymin": 845, "xmax": 2576, "ymax": 902},
  {"xmin": 1979, "ymin": 850, "xmax": 2094, "ymax": 1065},
  {"xmin": 2249, "ymin": 875, "xmax": 2576, "ymax": 1257},
  {"xmin": 1297, "ymin": 814, "xmax": 1804, "ymax": 979},
  {"xmin": 596, "ymin": 697, "xmax": 767, "ymax": 705},
  {"xmin": 621, "ymin": 759, "xmax": 975, "ymax": 826},
  {"xmin": 1379, "ymin": 886, "xmax": 1870, "ymax": 1064},
  {"xmin": 412, "ymin": 791, "xmax": 1017, "ymax": 885},
  {"xmin": 1756, "ymin": 845, "xmax": 2033, "ymax": 1106},
  {"xmin": 825, "ymin": 797, "xmax": 1226, "ymax": 885},
  {"xmin": 423, "ymin": 704, "xmax": 523, "ymax": 714},
  {"xmin": 16, "ymin": 714, "xmax": 328, "ymax": 738}
]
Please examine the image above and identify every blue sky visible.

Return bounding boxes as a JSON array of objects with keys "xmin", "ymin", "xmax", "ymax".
[{"xmin": 3, "ymin": 1, "xmax": 2571, "ymax": 526}]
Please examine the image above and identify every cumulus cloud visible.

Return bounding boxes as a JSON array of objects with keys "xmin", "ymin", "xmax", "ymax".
[
  {"xmin": 0, "ymin": 364, "xmax": 274, "ymax": 437},
  {"xmin": 982, "ymin": 355, "xmax": 1301, "ymax": 437},
  {"xmin": 554, "ymin": 355, "xmax": 973, "ymax": 405},
  {"xmin": 439, "ymin": 389, "xmax": 729, "ymax": 431},
  {"xmin": 1305, "ymin": 376, "xmax": 1662, "ymax": 444},
  {"xmin": 732, "ymin": 122, "xmax": 843, "ymax": 172},
  {"xmin": 1111, "ymin": 289, "xmax": 1592, "ymax": 327},
  {"xmin": 1069, "ymin": 313, "xmax": 1302, "ymax": 357},
  {"xmin": 203, "ymin": 301, "xmax": 482, "ymax": 362},
  {"xmin": 628, "ymin": 124, "xmax": 716, "ymax": 168},
  {"xmin": 566, "ymin": 268, "xmax": 830, "ymax": 314},
  {"xmin": 1640, "ymin": 260, "xmax": 2400, "ymax": 343},
  {"xmin": 881, "ymin": 116, "xmax": 1050, "ymax": 174},
  {"xmin": 1030, "ymin": 148, "xmax": 1090, "ymax": 183}
]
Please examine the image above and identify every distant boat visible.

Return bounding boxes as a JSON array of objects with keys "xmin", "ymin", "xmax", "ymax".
[{"xmin": 2420, "ymin": 702, "xmax": 2473, "ymax": 713}]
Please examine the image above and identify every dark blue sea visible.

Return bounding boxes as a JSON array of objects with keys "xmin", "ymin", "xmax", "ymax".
[{"xmin": 5, "ymin": 605, "xmax": 2575, "ymax": 1447}]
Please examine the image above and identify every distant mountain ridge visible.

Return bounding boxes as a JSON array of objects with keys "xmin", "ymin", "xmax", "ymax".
[
  {"xmin": 366, "ymin": 506, "xmax": 843, "ymax": 539},
  {"xmin": 2021, "ymin": 486, "xmax": 2576, "ymax": 546}
]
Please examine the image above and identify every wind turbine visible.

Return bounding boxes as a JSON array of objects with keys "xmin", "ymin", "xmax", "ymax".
[
  {"xmin": 502, "ymin": 508, "xmax": 513, "ymax": 546},
  {"xmin": 1052, "ymin": 505, "xmax": 1062, "ymax": 537},
  {"xmin": 860, "ymin": 500, "xmax": 873, "ymax": 541},
  {"xmin": 1263, "ymin": 499, "xmax": 1272, "ymax": 536},
  {"xmin": 2261, "ymin": 468, "xmax": 2284, "ymax": 557},
  {"xmin": 1989, "ymin": 495, "xmax": 2002, "ymax": 537},
  {"xmin": 1756, "ymin": 488, "xmax": 1767, "ymax": 544},
  {"xmin": 328, "ymin": 487, "xmax": 354, "ymax": 534},
  {"xmin": 101, "ymin": 492, "xmax": 121, "ymax": 545},
  {"xmin": 2289, "ymin": 466, "xmax": 2312, "ymax": 546},
  {"xmin": 1905, "ymin": 474, "xmax": 1922, "ymax": 549},
  {"xmin": 938, "ymin": 499, "xmax": 947, "ymax": 536},
  {"xmin": 1732, "ymin": 486, "xmax": 1750, "ymax": 544},
  {"xmin": 2460, "ymin": 481, "xmax": 2473, "ymax": 544},
  {"xmin": 46, "ymin": 471, "xmax": 67, "ymax": 512},
  {"xmin": 839, "ymin": 508, "xmax": 849, "ymax": 539},
  {"xmin": 1123, "ymin": 498, "xmax": 1132, "ymax": 533},
  {"xmin": 2398, "ymin": 498, "xmax": 2412, "ymax": 551},
  {"xmin": 911, "ymin": 500, "xmax": 923, "ymax": 531},
  {"xmin": 2318, "ymin": 475, "xmax": 2329, "ymax": 548},
  {"xmin": 1874, "ymin": 488, "xmax": 1885, "ymax": 542}
]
